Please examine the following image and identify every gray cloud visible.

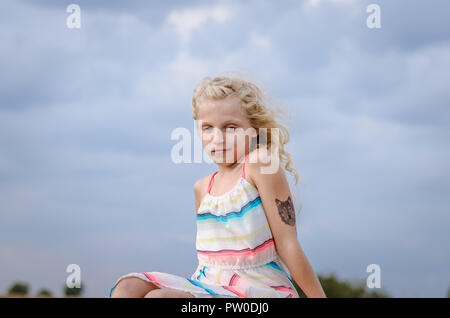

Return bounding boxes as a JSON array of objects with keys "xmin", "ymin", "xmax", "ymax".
[{"xmin": 0, "ymin": 0, "xmax": 449, "ymax": 297}]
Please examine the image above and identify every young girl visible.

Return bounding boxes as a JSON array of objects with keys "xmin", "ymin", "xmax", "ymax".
[{"xmin": 109, "ymin": 75, "xmax": 326, "ymax": 298}]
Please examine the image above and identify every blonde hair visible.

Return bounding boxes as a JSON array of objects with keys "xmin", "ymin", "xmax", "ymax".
[{"xmin": 191, "ymin": 74, "xmax": 303, "ymax": 216}]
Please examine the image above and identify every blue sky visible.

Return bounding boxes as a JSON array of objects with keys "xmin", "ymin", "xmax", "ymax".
[{"xmin": 0, "ymin": 0, "xmax": 449, "ymax": 297}]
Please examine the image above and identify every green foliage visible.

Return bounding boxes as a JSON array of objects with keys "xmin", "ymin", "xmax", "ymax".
[
  {"xmin": 36, "ymin": 288, "xmax": 53, "ymax": 297},
  {"xmin": 63, "ymin": 282, "xmax": 85, "ymax": 297},
  {"xmin": 7, "ymin": 282, "xmax": 29, "ymax": 296},
  {"xmin": 291, "ymin": 277, "xmax": 306, "ymax": 297},
  {"xmin": 7, "ymin": 275, "xmax": 449, "ymax": 298},
  {"xmin": 291, "ymin": 272, "xmax": 390, "ymax": 298}
]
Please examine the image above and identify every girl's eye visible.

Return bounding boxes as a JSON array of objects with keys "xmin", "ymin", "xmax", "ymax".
[
  {"xmin": 203, "ymin": 126, "xmax": 212, "ymax": 131},
  {"xmin": 226, "ymin": 126, "xmax": 236, "ymax": 132}
]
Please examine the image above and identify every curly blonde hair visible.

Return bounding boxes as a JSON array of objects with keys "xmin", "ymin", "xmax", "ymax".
[{"xmin": 191, "ymin": 74, "xmax": 303, "ymax": 215}]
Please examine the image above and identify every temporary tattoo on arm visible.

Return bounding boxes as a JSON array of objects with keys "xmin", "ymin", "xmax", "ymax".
[{"xmin": 275, "ymin": 196, "xmax": 296, "ymax": 226}]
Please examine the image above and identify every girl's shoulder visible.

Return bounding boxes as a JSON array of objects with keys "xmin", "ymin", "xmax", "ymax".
[
  {"xmin": 194, "ymin": 173, "xmax": 216, "ymax": 216},
  {"xmin": 245, "ymin": 147, "xmax": 281, "ymax": 186},
  {"xmin": 194, "ymin": 173, "xmax": 214, "ymax": 194}
]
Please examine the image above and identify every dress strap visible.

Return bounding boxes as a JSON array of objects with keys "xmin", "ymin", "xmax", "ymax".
[
  {"xmin": 241, "ymin": 153, "xmax": 249, "ymax": 178},
  {"xmin": 208, "ymin": 153, "xmax": 248, "ymax": 194},
  {"xmin": 207, "ymin": 171, "xmax": 219, "ymax": 194}
]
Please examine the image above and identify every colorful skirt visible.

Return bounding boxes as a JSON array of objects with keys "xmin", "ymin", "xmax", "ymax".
[{"xmin": 109, "ymin": 257, "xmax": 299, "ymax": 298}]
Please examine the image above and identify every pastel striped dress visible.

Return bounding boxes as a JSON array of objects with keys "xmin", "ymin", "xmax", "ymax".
[{"xmin": 109, "ymin": 153, "xmax": 300, "ymax": 298}]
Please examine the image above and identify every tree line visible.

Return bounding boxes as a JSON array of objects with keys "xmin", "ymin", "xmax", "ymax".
[
  {"xmin": 2, "ymin": 273, "xmax": 449, "ymax": 297},
  {"xmin": 2, "ymin": 282, "xmax": 85, "ymax": 298}
]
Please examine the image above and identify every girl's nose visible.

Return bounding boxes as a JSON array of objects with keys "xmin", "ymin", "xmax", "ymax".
[{"xmin": 211, "ymin": 127, "xmax": 224, "ymax": 142}]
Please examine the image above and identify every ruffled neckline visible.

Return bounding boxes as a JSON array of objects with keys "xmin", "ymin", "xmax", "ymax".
[
  {"xmin": 199, "ymin": 177, "xmax": 256, "ymax": 208},
  {"xmin": 207, "ymin": 176, "xmax": 246, "ymax": 199}
]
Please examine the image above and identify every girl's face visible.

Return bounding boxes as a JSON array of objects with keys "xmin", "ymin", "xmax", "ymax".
[{"xmin": 196, "ymin": 96, "xmax": 256, "ymax": 165}]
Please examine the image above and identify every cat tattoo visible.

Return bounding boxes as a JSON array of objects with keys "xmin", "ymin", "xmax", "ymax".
[{"xmin": 275, "ymin": 196, "xmax": 296, "ymax": 226}]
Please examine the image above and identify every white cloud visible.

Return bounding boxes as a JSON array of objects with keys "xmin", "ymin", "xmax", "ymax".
[
  {"xmin": 330, "ymin": 0, "xmax": 357, "ymax": 5},
  {"xmin": 303, "ymin": 0, "xmax": 321, "ymax": 9},
  {"xmin": 166, "ymin": 3, "xmax": 235, "ymax": 44},
  {"xmin": 134, "ymin": 49, "xmax": 209, "ymax": 103},
  {"xmin": 249, "ymin": 31, "xmax": 271, "ymax": 49},
  {"xmin": 1, "ymin": 0, "xmax": 450, "ymax": 298},
  {"xmin": 302, "ymin": 0, "xmax": 357, "ymax": 10}
]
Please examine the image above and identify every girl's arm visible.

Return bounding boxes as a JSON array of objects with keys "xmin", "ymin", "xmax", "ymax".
[
  {"xmin": 248, "ymin": 149, "xmax": 326, "ymax": 298},
  {"xmin": 194, "ymin": 176, "xmax": 209, "ymax": 216}
]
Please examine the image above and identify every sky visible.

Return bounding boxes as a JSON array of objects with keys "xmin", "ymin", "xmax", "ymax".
[{"xmin": 0, "ymin": 0, "xmax": 449, "ymax": 297}]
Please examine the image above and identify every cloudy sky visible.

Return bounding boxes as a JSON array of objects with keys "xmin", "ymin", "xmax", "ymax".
[{"xmin": 0, "ymin": 0, "xmax": 449, "ymax": 297}]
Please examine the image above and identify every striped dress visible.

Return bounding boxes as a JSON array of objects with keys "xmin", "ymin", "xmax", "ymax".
[{"xmin": 109, "ymin": 153, "xmax": 300, "ymax": 298}]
